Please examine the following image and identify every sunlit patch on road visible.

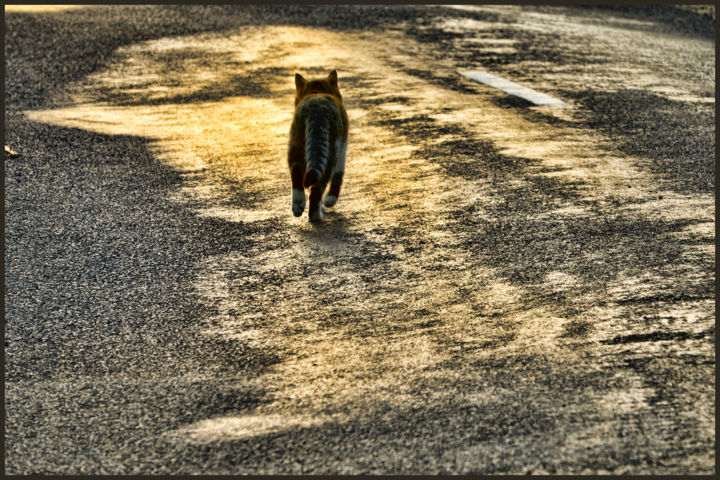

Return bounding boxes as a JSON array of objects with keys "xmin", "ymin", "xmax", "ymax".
[
  {"xmin": 4, "ymin": 5, "xmax": 88, "ymax": 13},
  {"xmin": 169, "ymin": 414, "xmax": 330, "ymax": 443}
]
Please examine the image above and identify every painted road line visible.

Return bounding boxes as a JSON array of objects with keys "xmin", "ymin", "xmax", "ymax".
[{"xmin": 459, "ymin": 70, "xmax": 567, "ymax": 107}]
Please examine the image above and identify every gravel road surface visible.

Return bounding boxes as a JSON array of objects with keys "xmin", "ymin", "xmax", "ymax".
[{"xmin": 5, "ymin": 5, "xmax": 715, "ymax": 474}]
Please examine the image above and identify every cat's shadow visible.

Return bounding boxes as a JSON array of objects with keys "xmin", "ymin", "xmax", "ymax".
[{"xmin": 298, "ymin": 209, "xmax": 354, "ymax": 243}]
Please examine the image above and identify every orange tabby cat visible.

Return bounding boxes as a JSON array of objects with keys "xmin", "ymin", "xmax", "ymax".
[{"xmin": 287, "ymin": 70, "xmax": 349, "ymax": 222}]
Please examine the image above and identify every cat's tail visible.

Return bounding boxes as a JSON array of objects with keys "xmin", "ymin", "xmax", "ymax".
[{"xmin": 303, "ymin": 115, "xmax": 329, "ymax": 188}]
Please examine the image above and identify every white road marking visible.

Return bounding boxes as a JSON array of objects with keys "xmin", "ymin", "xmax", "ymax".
[{"xmin": 459, "ymin": 70, "xmax": 567, "ymax": 107}]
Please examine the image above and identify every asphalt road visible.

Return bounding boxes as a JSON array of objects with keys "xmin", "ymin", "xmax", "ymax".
[{"xmin": 4, "ymin": 5, "xmax": 715, "ymax": 474}]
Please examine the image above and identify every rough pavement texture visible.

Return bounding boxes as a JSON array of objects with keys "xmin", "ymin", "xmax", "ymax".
[{"xmin": 5, "ymin": 5, "xmax": 714, "ymax": 474}]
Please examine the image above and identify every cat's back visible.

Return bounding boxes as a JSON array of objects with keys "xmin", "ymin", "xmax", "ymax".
[{"xmin": 295, "ymin": 94, "xmax": 341, "ymax": 121}]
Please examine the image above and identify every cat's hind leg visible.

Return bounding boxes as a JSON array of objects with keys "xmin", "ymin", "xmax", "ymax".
[
  {"xmin": 292, "ymin": 188, "xmax": 306, "ymax": 217},
  {"xmin": 324, "ymin": 139, "xmax": 346, "ymax": 207},
  {"xmin": 288, "ymin": 143, "xmax": 306, "ymax": 217},
  {"xmin": 323, "ymin": 172, "xmax": 343, "ymax": 207},
  {"xmin": 308, "ymin": 183, "xmax": 324, "ymax": 223}
]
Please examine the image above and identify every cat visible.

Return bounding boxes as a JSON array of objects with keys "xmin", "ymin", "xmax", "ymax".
[{"xmin": 287, "ymin": 70, "xmax": 349, "ymax": 222}]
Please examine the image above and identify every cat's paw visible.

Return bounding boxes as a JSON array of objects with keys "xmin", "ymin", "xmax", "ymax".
[
  {"xmin": 323, "ymin": 194, "xmax": 338, "ymax": 207},
  {"xmin": 309, "ymin": 208, "xmax": 324, "ymax": 223},
  {"xmin": 292, "ymin": 203, "xmax": 305, "ymax": 217},
  {"xmin": 291, "ymin": 189, "xmax": 306, "ymax": 217}
]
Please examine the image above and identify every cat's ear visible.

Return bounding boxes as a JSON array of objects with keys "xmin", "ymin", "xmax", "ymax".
[
  {"xmin": 328, "ymin": 70, "xmax": 338, "ymax": 89},
  {"xmin": 295, "ymin": 73, "xmax": 306, "ymax": 91}
]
